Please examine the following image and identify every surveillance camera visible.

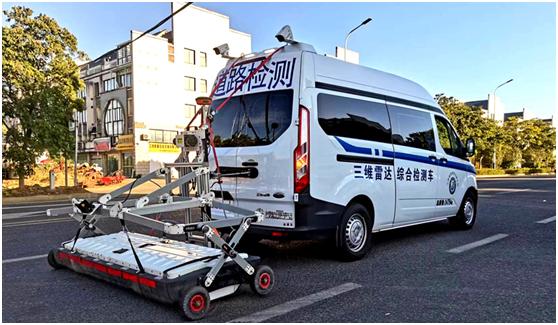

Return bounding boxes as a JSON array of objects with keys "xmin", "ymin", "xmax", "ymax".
[
  {"xmin": 213, "ymin": 43, "xmax": 230, "ymax": 56},
  {"xmin": 275, "ymin": 25, "xmax": 296, "ymax": 44}
]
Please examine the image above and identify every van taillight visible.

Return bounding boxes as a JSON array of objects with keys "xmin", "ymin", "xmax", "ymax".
[{"xmin": 294, "ymin": 105, "xmax": 309, "ymax": 193}]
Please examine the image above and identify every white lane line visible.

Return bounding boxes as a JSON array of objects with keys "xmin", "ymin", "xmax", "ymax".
[
  {"xmin": 2, "ymin": 202, "xmax": 71, "ymax": 210},
  {"xmin": 2, "ymin": 211, "xmax": 45, "ymax": 220},
  {"xmin": 3, "ymin": 254, "xmax": 48, "ymax": 264},
  {"xmin": 478, "ymin": 188, "xmax": 531, "ymax": 192},
  {"xmin": 536, "ymin": 216, "xmax": 556, "ymax": 224},
  {"xmin": 229, "ymin": 282, "xmax": 362, "ymax": 323},
  {"xmin": 447, "ymin": 234, "xmax": 509, "ymax": 254},
  {"xmin": 3, "ymin": 218, "xmax": 73, "ymax": 228}
]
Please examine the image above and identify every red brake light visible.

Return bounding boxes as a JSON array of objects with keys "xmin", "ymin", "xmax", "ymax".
[{"xmin": 294, "ymin": 105, "xmax": 310, "ymax": 193}]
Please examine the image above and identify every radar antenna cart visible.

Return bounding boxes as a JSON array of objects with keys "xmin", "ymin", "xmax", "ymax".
[{"xmin": 46, "ymin": 99, "xmax": 275, "ymax": 321}]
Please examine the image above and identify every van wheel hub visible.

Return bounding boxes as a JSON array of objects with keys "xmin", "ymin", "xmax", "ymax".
[
  {"xmin": 464, "ymin": 199, "xmax": 475, "ymax": 225},
  {"xmin": 345, "ymin": 214, "xmax": 366, "ymax": 252}
]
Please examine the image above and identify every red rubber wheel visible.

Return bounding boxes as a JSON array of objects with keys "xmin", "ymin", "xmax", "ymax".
[
  {"xmin": 180, "ymin": 286, "xmax": 210, "ymax": 320},
  {"xmin": 250, "ymin": 265, "xmax": 275, "ymax": 296},
  {"xmin": 259, "ymin": 272, "xmax": 271, "ymax": 289}
]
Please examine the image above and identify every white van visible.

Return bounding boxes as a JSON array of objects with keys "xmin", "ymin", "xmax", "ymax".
[{"xmin": 209, "ymin": 38, "xmax": 477, "ymax": 260}]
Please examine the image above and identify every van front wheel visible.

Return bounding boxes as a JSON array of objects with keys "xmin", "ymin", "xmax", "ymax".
[
  {"xmin": 448, "ymin": 193, "xmax": 477, "ymax": 230},
  {"xmin": 336, "ymin": 203, "xmax": 372, "ymax": 261}
]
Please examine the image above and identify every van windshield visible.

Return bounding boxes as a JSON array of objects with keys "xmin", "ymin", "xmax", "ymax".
[{"xmin": 211, "ymin": 89, "xmax": 294, "ymax": 147}]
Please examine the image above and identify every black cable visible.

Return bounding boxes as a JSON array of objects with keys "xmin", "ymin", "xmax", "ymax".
[
  {"xmin": 122, "ymin": 177, "xmax": 139, "ymax": 203},
  {"xmin": 149, "ymin": 179, "xmax": 162, "ymax": 188},
  {"xmin": 88, "ymin": 2, "xmax": 193, "ymax": 64},
  {"xmin": 119, "ymin": 218, "xmax": 145, "ymax": 274}
]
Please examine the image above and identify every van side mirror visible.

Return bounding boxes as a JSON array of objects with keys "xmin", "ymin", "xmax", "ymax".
[{"xmin": 465, "ymin": 138, "xmax": 475, "ymax": 157}]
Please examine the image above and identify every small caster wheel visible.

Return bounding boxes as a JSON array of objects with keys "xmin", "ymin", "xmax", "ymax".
[
  {"xmin": 47, "ymin": 250, "xmax": 62, "ymax": 270},
  {"xmin": 180, "ymin": 286, "xmax": 210, "ymax": 320},
  {"xmin": 250, "ymin": 264, "xmax": 275, "ymax": 296}
]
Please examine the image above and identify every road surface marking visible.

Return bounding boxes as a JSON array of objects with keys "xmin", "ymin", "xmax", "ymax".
[
  {"xmin": 2, "ymin": 211, "xmax": 46, "ymax": 220},
  {"xmin": 478, "ymin": 177, "xmax": 555, "ymax": 181},
  {"xmin": 536, "ymin": 216, "xmax": 556, "ymax": 224},
  {"xmin": 478, "ymin": 188, "xmax": 531, "ymax": 192},
  {"xmin": 3, "ymin": 218, "xmax": 73, "ymax": 228},
  {"xmin": 2, "ymin": 202, "xmax": 71, "ymax": 210},
  {"xmin": 229, "ymin": 282, "xmax": 362, "ymax": 323},
  {"xmin": 3, "ymin": 254, "xmax": 48, "ymax": 264},
  {"xmin": 447, "ymin": 234, "xmax": 508, "ymax": 254}
]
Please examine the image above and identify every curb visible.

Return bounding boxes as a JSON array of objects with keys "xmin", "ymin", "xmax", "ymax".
[{"xmin": 2, "ymin": 192, "xmax": 102, "ymax": 205}]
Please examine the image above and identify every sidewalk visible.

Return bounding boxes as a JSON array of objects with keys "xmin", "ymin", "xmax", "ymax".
[{"xmin": 2, "ymin": 179, "xmax": 169, "ymax": 205}]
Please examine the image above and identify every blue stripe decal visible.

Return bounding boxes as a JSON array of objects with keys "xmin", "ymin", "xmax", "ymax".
[
  {"xmin": 334, "ymin": 137, "xmax": 476, "ymax": 174},
  {"xmin": 444, "ymin": 160, "xmax": 477, "ymax": 174},
  {"xmin": 335, "ymin": 137, "xmax": 372, "ymax": 155},
  {"xmin": 383, "ymin": 150, "xmax": 475, "ymax": 174}
]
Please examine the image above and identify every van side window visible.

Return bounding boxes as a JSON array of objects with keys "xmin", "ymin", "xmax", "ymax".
[
  {"xmin": 435, "ymin": 116, "xmax": 465, "ymax": 159},
  {"xmin": 389, "ymin": 106, "xmax": 435, "ymax": 151},
  {"xmin": 317, "ymin": 93, "xmax": 391, "ymax": 143}
]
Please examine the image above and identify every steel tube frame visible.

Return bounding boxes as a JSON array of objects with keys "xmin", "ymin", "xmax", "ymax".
[{"xmin": 98, "ymin": 168, "xmax": 167, "ymax": 204}]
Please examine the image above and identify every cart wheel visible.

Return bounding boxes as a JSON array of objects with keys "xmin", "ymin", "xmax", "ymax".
[
  {"xmin": 47, "ymin": 250, "xmax": 62, "ymax": 270},
  {"xmin": 250, "ymin": 265, "xmax": 275, "ymax": 296},
  {"xmin": 180, "ymin": 286, "xmax": 210, "ymax": 320}
]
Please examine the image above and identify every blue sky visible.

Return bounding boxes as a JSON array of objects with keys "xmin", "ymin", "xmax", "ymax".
[{"xmin": 3, "ymin": 2, "xmax": 556, "ymax": 118}]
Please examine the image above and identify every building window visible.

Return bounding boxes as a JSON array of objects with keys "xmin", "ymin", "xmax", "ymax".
[
  {"xmin": 117, "ymin": 73, "xmax": 132, "ymax": 88},
  {"xmin": 185, "ymin": 76, "xmax": 196, "ymax": 91},
  {"xmin": 184, "ymin": 48, "xmax": 195, "ymax": 65},
  {"xmin": 200, "ymin": 79, "xmax": 208, "ymax": 93},
  {"xmin": 103, "ymin": 78, "xmax": 117, "ymax": 92},
  {"xmin": 149, "ymin": 129, "xmax": 178, "ymax": 143},
  {"xmin": 77, "ymin": 88, "xmax": 87, "ymax": 99},
  {"xmin": 117, "ymin": 44, "xmax": 131, "ymax": 65},
  {"xmin": 74, "ymin": 110, "xmax": 88, "ymax": 137},
  {"xmin": 200, "ymin": 52, "xmax": 207, "ymax": 67},
  {"xmin": 104, "ymin": 99, "xmax": 125, "ymax": 136},
  {"xmin": 185, "ymin": 104, "xmax": 197, "ymax": 120}
]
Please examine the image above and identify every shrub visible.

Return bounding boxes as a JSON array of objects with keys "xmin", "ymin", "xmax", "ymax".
[{"xmin": 477, "ymin": 168, "xmax": 506, "ymax": 175}]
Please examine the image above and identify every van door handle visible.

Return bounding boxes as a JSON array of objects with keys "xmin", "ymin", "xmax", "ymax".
[
  {"xmin": 428, "ymin": 155, "xmax": 437, "ymax": 162},
  {"xmin": 440, "ymin": 158, "xmax": 448, "ymax": 164},
  {"xmin": 242, "ymin": 161, "xmax": 258, "ymax": 167}
]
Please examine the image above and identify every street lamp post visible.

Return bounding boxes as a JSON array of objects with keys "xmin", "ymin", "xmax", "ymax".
[
  {"xmin": 491, "ymin": 78, "xmax": 514, "ymax": 169},
  {"xmin": 344, "ymin": 17, "xmax": 372, "ymax": 62},
  {"xmin": 74, "ymin": 113, "xmax": 79, "ymax": 187}
]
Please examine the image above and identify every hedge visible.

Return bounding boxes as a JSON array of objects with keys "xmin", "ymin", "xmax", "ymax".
[{"xmin": 477, "ymin": 168, "xmax": 555, "ymax": 176}]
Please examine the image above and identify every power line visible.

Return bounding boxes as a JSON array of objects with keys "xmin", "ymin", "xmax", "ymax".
[{"xmin": 118, "ymin": 2, "xmax": 193, "ymax": 49}]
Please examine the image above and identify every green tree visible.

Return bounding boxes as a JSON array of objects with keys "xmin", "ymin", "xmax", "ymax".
[
  {"xmin": 435, "ymin": 94, "xmax": 500, "ymax": 168},
  {"xmin": 2, "ymin": 6, "xmax": 86, "ymax": 188},
  {"xmin": 502, "ymin": 118, "xmax": 556, "ymax": 168}
]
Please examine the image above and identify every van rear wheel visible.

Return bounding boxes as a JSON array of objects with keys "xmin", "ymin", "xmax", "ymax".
[{"xmin": 336, "ymin": 203, "xmax": 372, "ymax": 261}]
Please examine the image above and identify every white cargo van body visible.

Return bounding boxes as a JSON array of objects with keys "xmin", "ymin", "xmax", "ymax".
[{"xmin": 210, "ymin": 42, "xmax": 477, "ymax": 259}]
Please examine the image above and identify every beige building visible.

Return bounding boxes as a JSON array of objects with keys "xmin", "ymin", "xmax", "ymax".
[{"xmin": 75, "ymin": 4, "xmax": 251, "ymax": 177}]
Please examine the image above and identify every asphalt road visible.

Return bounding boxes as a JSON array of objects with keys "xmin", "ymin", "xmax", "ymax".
[{"xmin": 2, "ymin": 176, "xmax": 555, "ymax": 322}]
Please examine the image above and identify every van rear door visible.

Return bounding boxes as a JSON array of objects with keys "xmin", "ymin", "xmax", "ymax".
[{"xmin": 210, "ymin": 53, "xmax": 300, "ymax": 229}]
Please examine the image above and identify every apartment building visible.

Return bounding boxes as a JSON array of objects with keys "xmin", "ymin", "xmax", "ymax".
[{"xmin": 75, "ymin": 3, "xmax": 251, "ymax": 177}]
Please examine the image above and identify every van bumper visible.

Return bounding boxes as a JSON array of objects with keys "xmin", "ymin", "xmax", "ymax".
[{"xmin": 247, "ymin": 193, "xmax": 344, "ymax": 240}]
